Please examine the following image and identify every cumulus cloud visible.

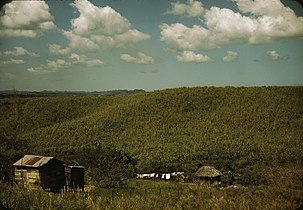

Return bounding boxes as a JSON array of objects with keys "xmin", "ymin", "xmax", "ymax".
[
  {"xmin": 0, "ymin": 1, "xmax": 56, "ymax": 38},
  {"xmin": 71, "ymin": 1, "xmax": 130, "ymax": 36},
  {"xmin": 120, "ymin": 52, "xmax": 154, "ymax": 64},
  {"xmin": 27, "ymin": 54, "xmax": 104, "ymax": 73},
  {"xmin": 47, "ymin": 59, "xmax": 71, "ymax": 70},
  {"xmin": 1, "ymin": 47, "xmax": 39, "ymax": 57},
  {"xmin": 112, "ymin": 29, "xmax": 150, "ymax": 47},
  {"xmin": 266, "ymin": 50, "xmax": 280, "ymax": 60},
  {"xmin": 27, "ymin": 59, "xmax": 71, "ymax": 73},
  {"xmin": 160, "ymin": 0, "xmax": 303, "ymax": 51},
  {"xmin": 27, "ymin": 66, "xmax": 44, "ymax": 73},
  {"xmin": 222, "ymin": 51, "xmax": 239, "ymax": 62},
  {"xmin": 64, "ymin": 0, "xmax": 150, "ymax": 50},
  {"xmin": 160, "ymin": 23, "xmax": 213, "ymax": 51},
  {"xmin": 85, "ymin": 59, "xmax": 104, "ymax": 67},
  {"xmin": 0, "ymin": 59, "xmax": 25, "ymax": 65},
  {"xmin": 48, "ymin": 44, "xmax": 71, "ymax": 55},
  {"xmin": 235, "ymin": 0, "xmax": 293, "ymax": 16},
  {"xmin": 177, "ymin": 51, "xmax": 212, "ymax": 63},
  {"xmin": 68, "ymin": 53, "xmax": 104, "ymax": 67},
  {"xmin": 69, "ymin": 53, "xmax": 82, "ymax": 63},
  {"xmin": 63, "ymin": 31, "xmax": 100, "ymax": 51},
  {"xmin": 166, "ymin": 0, "xmax": 204, "ymax": 17}
]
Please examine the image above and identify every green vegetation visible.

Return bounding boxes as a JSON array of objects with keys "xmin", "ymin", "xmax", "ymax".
[
  {"xmin": 0, "ymin": 86, "xmax": 302, "ymax": 209},
  {"xmin": 1, "ymin": 179, "xmax": 302, "ymax": 210}
]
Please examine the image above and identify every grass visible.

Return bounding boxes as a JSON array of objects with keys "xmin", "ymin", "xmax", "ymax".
[{"xmin": 1, "ymin": 179, "xmax": 302, "ymax": 210}]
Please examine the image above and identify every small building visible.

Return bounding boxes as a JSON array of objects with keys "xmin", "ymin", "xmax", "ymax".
[
  {"xmin": 195, "ymin": 166, "xmax": 222, "ymax": 184},
  {"xmin": 13, "ymin": 155, "xmax": 66, "ymax": 192},
  {"xmin": 65, "ymin": 165, "xmax": 85, "ymax": 191}
]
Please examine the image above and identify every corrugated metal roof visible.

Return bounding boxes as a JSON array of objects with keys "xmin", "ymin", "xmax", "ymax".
[{"xmin": 13, "ymin": 155, "xmax": 54, "ymax": 168}]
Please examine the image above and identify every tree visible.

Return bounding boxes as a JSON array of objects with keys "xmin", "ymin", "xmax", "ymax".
[{"xmin": 61, "ymin": 144, "xmax": 137, "ymax": 188}]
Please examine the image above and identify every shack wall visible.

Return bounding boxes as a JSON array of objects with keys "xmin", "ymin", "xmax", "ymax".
[{"xmin": 40, "ymin": 159, "xmax": 66, "ymax": 191}]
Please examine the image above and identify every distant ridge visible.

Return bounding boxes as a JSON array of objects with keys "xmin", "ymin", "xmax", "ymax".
[{"xmin": 0, "ymin": 89, "xmax": 146, "ymax": 98}]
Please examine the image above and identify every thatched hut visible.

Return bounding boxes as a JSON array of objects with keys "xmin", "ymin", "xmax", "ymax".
[{"xmin": 195, "ymin": 166, "xmax": 222, "ymax": 184}]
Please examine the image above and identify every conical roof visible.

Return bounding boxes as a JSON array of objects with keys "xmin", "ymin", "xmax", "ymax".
[{"xmin": 195, "ymin": 166, "xmax": 222, "ymax": 178}]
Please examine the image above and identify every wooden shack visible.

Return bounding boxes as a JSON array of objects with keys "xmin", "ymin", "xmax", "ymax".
[
  {"xmin": 13, "ymin": 155, "xmax": 66, "ymax": 192},
  {"xmin": 195, "ymin": 166, "xmax": 222, "ymax": 184}
]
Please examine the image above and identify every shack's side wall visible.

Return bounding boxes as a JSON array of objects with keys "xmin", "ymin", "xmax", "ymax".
[{"xmin": 40, "ymin": 160, "xmax": 66, "ymax": 191}]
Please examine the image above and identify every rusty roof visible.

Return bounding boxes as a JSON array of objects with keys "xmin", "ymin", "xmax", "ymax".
[{"xmin": 13, "ymin": 155, "xmax": 54, "ymax": 168}]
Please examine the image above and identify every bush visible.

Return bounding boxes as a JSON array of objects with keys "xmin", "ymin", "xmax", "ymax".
[{"xmin": 59, "ymin": 144, "xmax": 137, "ymax": 188}]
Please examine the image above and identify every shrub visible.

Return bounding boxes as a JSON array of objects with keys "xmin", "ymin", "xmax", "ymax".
[{"xmin": 59, "ymin": 144, "xmax": 137, "ymax": 188}]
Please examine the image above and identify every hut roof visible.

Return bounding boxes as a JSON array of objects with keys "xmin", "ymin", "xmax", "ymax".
[
  {"xmin": 195, "ymin": 166, "xmax": 222, "ymax": 178},
  {"xmin": 13, "ymin": 155, "xmax": 55, "ymax": 168}
]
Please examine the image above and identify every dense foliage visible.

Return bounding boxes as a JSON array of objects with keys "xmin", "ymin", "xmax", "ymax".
[
  {"xmin": 57, "ymin": 144, "xmax": 137, "ymax": 188},
  {"xmin": 1, "ymin": 87, "xmax": 302, "ymax": 178},
  {"xmin": 0, "ymin": 86, "xmax": 302, "ymax": 207}
]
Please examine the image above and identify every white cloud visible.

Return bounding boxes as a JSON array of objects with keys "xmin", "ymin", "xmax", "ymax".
[
  {"xmin": 167, "ymin": 0, "xmax": 204, "ymax": 17},
  {"xmin": 266, "ymin": 50, "xmax": 280, "ymax": 60},
  {"xmin": 204, "ymin": 7, "xmax": 256, "ymax": 41},
  {"xmin": 1, "ymin": 47, "xmax": 39, "ymax": 57},
  {"xmin": 27, "ymin": 66, "xmax": 44, "ymax": 73},
  {"xmin": 27, "ymin": 58, "xmax": 74, "ymax": 73},
  {"xmin": 27, "ymin": 68, "xmax": 35, "ymax": 73},
  {"xmin": 28, "ymin": 54, "xmax": 104, "ymax": 73},
  {"xmin": 113, "ymin": 29, "xmax": 151, "ymax": 46},
  {"xmin": 69, "ymin": 53, "xmax": 82, "ymax": 63},
  {"xmin": 0, "ymin": 1, "xmax": 56, "ymax": 38},
  {"xmin": 235, "ymin": 0, "xmax": 294, "ymax": 17},
  {"xmin": 160, "ymin": 0, "xmax": 303, "ymax": 51},
  {"xmin": 0, "ymin": 29, "xmax": 38, "ymax": 38},
  {"xmin": 64, "ymin": 0, "xmax": 150, "ymax": 50},
  {"xmin": 68, "ymin": 53, "xmax": 104, "ymax": 67},
  {"xmin": 160, "ymin": 23, "xmax": 212, "ymax": 51},
  {"xmin": 222, "ymin": 51, "xmax": 239, "ymax": 62},
  {"xmin": 177, "ymin": 51, "xmax": 212, "ymax": 63},
  {"xmin": 48, "ymin": 44, "xmax": 71, "ymax": 55},
  {"xmin": 63, "ymin": 31, "xmax": 100, "ymax": 50},
  {"xmin": 47, "ymin": 59, "xmax": 71, "ymax": 70},
  {"xmin": 71, "ymin": 1, "xmax": 131, "ymax": 36},
  {"xmin": 120, "ymin": 52, "xmax": 154, "ymax": 64},
  {"xmin": 85, "ymin": 59, "xmax": 104, "ymax": 67},
  {"xmin": 0, "ymin": 59, "xmax": 25, "ymax": 65}
]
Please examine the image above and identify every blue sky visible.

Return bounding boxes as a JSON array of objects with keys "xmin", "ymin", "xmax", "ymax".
[{"xmin": 0, "ymin": 0, "xmax": 302, "ymax": 91}]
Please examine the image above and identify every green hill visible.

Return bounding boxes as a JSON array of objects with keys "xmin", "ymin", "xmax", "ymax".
[{"xmin": 1, "ymin": 86, "xmax": 302, "ymax": 186}]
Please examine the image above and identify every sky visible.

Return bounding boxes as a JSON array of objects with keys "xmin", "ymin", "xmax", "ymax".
[{"xmin": 0, "ymin": 0, "xmax": 302, "ymax": 91}]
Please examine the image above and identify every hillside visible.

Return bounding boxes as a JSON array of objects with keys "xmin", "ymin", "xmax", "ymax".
[{"xmin": 1, "ymin": 86, "xmax": 303, "ymax": 186}]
